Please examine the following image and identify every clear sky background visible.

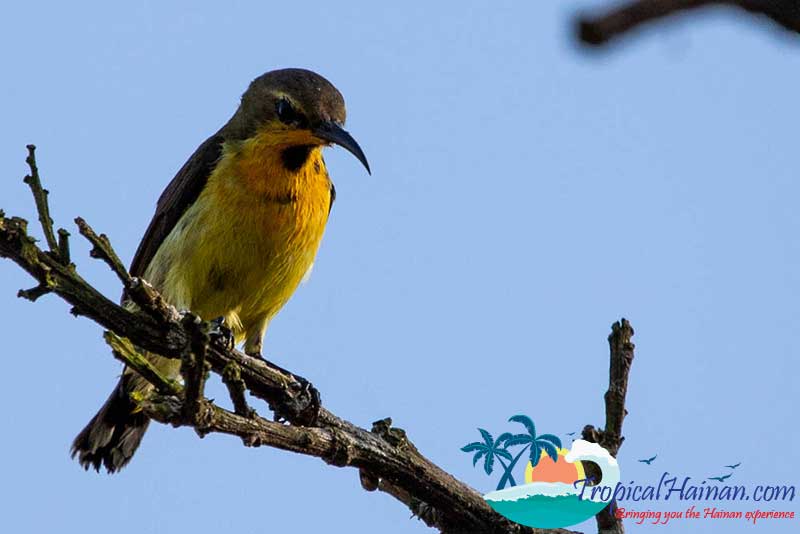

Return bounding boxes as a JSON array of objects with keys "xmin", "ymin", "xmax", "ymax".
[{"xmin": 1, "ymin": 2, "xmax": 798, "ymax": 533}]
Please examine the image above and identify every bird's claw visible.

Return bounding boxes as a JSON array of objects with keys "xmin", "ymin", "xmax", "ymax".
[
  {"xmin": 289, "ymin": 372, "xmax": 318, "ymax": 399},
  {"xmin": 209, "ymin": 316, "xmax": 235, "ymax": 350},
  {"xmin": 248, "ymin": 354, "xmax": 321, "ymax": 425},
  {"xmin": 286, "ymin": 372, "xmax": 321, "ymax": 425}
]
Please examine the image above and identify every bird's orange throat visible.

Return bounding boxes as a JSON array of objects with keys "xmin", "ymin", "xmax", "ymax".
[
  {"xmin": 223, "ymin": 132, "xmax": 330, "ymax": 202},
  {"xmin": 145, "ymin": 132, "xmax": 334, "ymax": 344}
]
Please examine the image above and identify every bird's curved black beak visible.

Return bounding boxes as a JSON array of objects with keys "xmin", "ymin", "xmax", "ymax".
[{"xmin": 312, "ymin": 121, "xmax": 371, "ymax": 175}]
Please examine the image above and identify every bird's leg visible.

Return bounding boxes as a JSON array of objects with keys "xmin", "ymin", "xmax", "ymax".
[
  {"xmin": 208, "ymin": 316, "xmax": 235, "ymax": 351},
  {"xmin": 243, "ymin": 328, "xmax": 320, "ymax": 425},
  {"xmin": 243, "ymin": 328, "xmax": 264, "ymax": 359},
  {"xmin": 256, "ymin": 356, "xmax": 322, "ymax": 425},
  {"xmin": 243, "ymin": 323, "xmax": 294, "ymax": 385},
  {"xmin": 243, "ymin": 323, "xmax": 289, "ymax": 386},
  {"xmin": 248, "ymin": 350, "xmax": 317, "ymax": 400}
]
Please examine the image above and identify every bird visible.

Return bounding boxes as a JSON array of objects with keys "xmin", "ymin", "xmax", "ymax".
[
  {"xmin": 566, "ymin": 432, "xmax": 576, "ymax": 436},
  {"xmin": 638, "ymin": 455, "xmax": 657, "ymax": 465},
  {"xmin": 71, "ymin": 68, "xmax": 370, "ymax": 473},
  {"xmin": 724, "ymin": 462, "xmax": 741, "ymax": 469},
  {"xmin": 708, "ymin": 474, "xmax": 732, "ymax": 483}
]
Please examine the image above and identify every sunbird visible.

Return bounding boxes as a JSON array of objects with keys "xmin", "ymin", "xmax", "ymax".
[{"xmin": 71, "ymin": 68, "xmax": 370, "ymax": 473}]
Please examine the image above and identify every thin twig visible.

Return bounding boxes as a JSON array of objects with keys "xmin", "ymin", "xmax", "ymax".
[
  {"xmin": 22, "ymin": 144, "xmax": 59, "ymax": 254},
  {"xmin": 57, "ymin": 228, "xmax": 71, "ymax": 265},
  {"xmin": 180, "ymin": 312, "xmax": 209, "ymax": 425},
  {"xmin": 577, "ymin": 0, "xmax": 800, "ymax": 46},
  {"xmin": 104, "ymin": 331, "xmax": 182, "ymax": 396},
  {"xmin": 17, "ymin": 283, "xmax": 52, "ymax": 302},
  {"xmin": 222, "ymin": 362, "xmax": 256, "ymax": 418},
  {"xmin": 75, "ymin": 216, "xmax": 132, "ymax": 285},
  {"xmin": 125, "ymin": 276, "xmax": 183, "ymax": 323}
]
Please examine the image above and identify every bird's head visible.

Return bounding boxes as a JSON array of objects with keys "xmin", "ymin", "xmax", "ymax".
[{"xmin": 224, "ymin": 68, "xmax": 370, "ymax": 173}]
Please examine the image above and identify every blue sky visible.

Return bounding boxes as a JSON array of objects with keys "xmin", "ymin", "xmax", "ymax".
[{"xmin": 1, "ymin": 2, "xmax": 798, "ymax": 533}]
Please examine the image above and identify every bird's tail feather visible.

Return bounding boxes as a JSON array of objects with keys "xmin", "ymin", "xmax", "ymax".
[{"xmin": 71, "ymin": 374, "xmax": 150, "ymax": 474}]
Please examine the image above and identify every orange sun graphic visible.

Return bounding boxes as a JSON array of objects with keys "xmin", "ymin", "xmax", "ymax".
[{"xmin": 525, "ymin": 448, "xmax": 586, "ymax": 485}]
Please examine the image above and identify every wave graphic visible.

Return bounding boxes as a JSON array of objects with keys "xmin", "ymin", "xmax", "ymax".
[{"xmin": 482, "ymin": 440, "xmax": 621, "ymax": 528}]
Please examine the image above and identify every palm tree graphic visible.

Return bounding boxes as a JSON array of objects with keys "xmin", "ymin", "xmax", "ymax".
[
  {"xmin": 495, "ymin": 415, "xmax": 562, "ymax": 490},
  {"xmin": 461, "ymin": 429, "xmax": 517, "ymax": 490},
  {"xmin": 462, "ymin": 415, "xmax": 562, "ymax": 490}
]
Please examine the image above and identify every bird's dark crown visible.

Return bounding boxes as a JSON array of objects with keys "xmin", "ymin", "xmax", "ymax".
[{"xmin": 223, "ymin": 68, "xmax": 347, "ymax": 141}]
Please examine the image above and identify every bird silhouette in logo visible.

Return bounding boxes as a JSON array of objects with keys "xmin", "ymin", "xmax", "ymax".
[
  {"xmin": 724, "ymin": 462, "xmax": 741, "ymax": 469},
  {"xmin": 708, "ymin": 474, "xmax": 733, "ymax": 483},
  {"xmin": 638, "ymin": 455, "xmax": 657, "ymax": 465}
]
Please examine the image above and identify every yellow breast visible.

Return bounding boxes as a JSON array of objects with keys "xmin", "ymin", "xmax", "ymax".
[{"xmin": 145, "ymin": 133, "xmax": 333, "ymax": 340}]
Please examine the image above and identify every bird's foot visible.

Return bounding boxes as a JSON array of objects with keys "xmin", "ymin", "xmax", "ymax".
[
  {"xmin": 209, "ymin": 316, "xmax": 235, "ymax": 351},
  {"xmin": 246, "ymin": 351, "xmax": 321, "ymax": 425},
  {"xmin": 279, "ymin": 371, "xmax": 321, "ymax": 426}
]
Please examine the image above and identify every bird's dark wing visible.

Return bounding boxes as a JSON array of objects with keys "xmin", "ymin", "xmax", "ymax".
[{"xmin": 129, "ymin": 134, "xmax": 224, "ymax": 278}]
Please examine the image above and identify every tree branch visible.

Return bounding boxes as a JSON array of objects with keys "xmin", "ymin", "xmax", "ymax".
[
  {"xmin": 577, "ymin": 0, "xmax": 800, "ymax": 46},
  {"xmin": 104, "ymin": 331, "xmax": 182, "ymax": 397},
  {"xmin": 222, "ymin": 361, "xmax": 256, "ymax": 419},
  {"xmin": 23, "ymin": 144, "xmax": 59, "ymax": 254},
  {"xmin": 581, "ymin": 319, "xmax": 635, "ymax": 534},
  {"xmin": 75, "ymin": 216, "xmax": 131, "ymax": 285},
  {"xmin": 180, "ymin": 311, "xmax": 210, "ymax": 426},
  {"xmin": 1, "ymin": 146, "xmax": 591, "ymax": 533}
]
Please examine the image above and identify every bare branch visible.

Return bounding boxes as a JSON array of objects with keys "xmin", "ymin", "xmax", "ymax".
[
  {"xmin": 2, "ymin": 146, "xmax": 586, "ymax": 534},
  {"xmin": 180, "ymin": 312, "xmax": 210, "ymax": 426},
  {"xmin": 222, "ymin": 362, "xmax": 256, "ymax": 419},
  {"xmin": 104, "ymin": 331, "xmax": 182, "ymax": 396},
  {"xmin": 17, "ymin": 282, "xmax": 52, "ymax": 302},
  {"xmin": 602, "ymin": 319, "xmax": 635, "ymax": 456},
  {"xmin": 75, "ymin": 216, "xmax": 131, "ymax": 285},
  {"xmin": 582, "ymin": 319, "xmax": 635, "ymax": 534},
  {"xmin": 22, "ymin": 144, "xmax": 59, "ymax": 254},
  {"xmin": 126, "ymin": 276, "xmax": 183, "ymax": 323},
  {"xmin": 57, "ymin": 227, "xmax": 71, "ymax": 265},
  {"xmin": 577, "ymin": 0, "xmax": 800, "ymax": 46}
]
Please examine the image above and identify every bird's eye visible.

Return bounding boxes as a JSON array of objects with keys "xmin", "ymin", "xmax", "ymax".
[{"xmin": 276, "ymin": 98, "xmax": 298, "ymax": 124}]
